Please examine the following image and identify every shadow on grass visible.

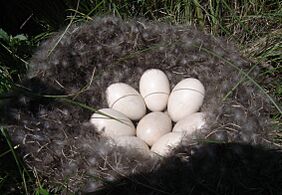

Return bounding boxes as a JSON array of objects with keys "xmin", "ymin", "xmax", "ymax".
[
  {"xmin": 0, "ymin": 136, "xmax": 25, "ymax": 194},
  {"xmin": 91, "ymin": 143, "xmax": 282, "ymax": 195}
]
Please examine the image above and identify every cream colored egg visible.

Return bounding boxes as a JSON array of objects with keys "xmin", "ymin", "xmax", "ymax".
[
  {"xmin": 90, "ymin": 108, "xmax": 135, "ymax": 138},
  {"xmin": 173, "ymin": 112, "xmax": 206, "ymax": 134},
  {"xmin": 151, "ymin": 132, "xmax": 184, "ymax": 156},
  {"xmin": 139, "ymin": 69, "xmax": 170, "ymax": 111},
  {"xmin": 136, "ymin": 112, "xmax": 172, "ymax": 146},
  {"xmin": 114, "ymin": 136, "xmax": 150, "ymax": 154},
  {"xmin": 106, "ymin": 83, "xmax": 146, "ymax": 120},
  {"xmin": 168, "ymin": 78, "xmax": 205, "ymax": 122}
]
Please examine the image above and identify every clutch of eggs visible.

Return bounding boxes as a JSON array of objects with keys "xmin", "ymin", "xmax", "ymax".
[{"xmin": 90, "ymin": 69, "xmax": 206, "ymax": 157}]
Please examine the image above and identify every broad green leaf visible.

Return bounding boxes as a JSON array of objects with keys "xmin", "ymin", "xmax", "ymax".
[
  {"xmin": 14, "ymin": 34, "xmax": 28, "ymax": 41},
  {"xmin": 0, "ymin": 28, "xmax": 9, "ymax": 41}
]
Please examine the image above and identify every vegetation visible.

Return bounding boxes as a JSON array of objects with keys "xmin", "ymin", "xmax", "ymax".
[{"xmin": 0, "ymin": 0, "xmax": 281, "ymax": 194}]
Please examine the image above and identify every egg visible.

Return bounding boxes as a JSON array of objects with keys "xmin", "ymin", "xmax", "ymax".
[
  {"xmin": 136, "ymin": 112, "xmax": 172, "ymax": 146},
  {"xmin": 151, "ymin": 132, "xmax": 184, "ymax": 156},
  {"xmin": 114, "ymin": 136, "xmax": 150, "ymax": 154},
  {"xmin": 173, "ymin": 112, "xmax": 206, "ymax": 134},
  {"xmin": 167, "ymin": 78, "xmax": 205, "ymax": 122},
  {"xmin": 106, "ymin": 83, "xmax": 146, "ymax": 120},
  {"xmin": 139, "ymin": 69, "xmax": 170, "ymax": 111},
  {"xmin": 90, "ymin": 108, "xmax": 135, "ymax": 138}
]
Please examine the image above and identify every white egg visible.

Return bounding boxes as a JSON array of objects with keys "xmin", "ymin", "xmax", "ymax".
[
  {"xmin": 90, "ymin": 108, "xmax": 135, "ymax": 138},
  {"xmin": 173, "ymin": 112, "xmax": 206, "ymax": 134},
  {"xmin": 136, "ymin": 112, "xmax": 172, "ymax": 146},
  {"xmin": 151, "ymin": 132, "xmax": 184, "ymax": 156},
  {"xmin": 168, "ymin": 78, "xmax": 205, "ymax": 122},
  {"xmin": 114, "ymin": 136, "xmax": 150, "ymax": 154},
  {"xmin": 139, "ymin": 69, "xmax": 170, "ymax": 111},
  {"xmin": 106, "ymin": 83, "xmax": 146, "ymax": 120}
]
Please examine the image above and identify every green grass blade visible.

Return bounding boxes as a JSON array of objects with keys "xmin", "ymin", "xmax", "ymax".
[{"xmin": 0, "ymin": 127, "xmax": 31, "ymax": 194}]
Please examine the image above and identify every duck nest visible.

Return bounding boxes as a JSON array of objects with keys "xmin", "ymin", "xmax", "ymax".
[{"xmin": 1, "ymin": 16, "xmax": 281, "ymax": 194}]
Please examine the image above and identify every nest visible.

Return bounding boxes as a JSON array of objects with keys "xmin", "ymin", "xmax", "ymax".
[{"xmin": 1, "ymin": 16, "xmax": 280, "ymax": 194}]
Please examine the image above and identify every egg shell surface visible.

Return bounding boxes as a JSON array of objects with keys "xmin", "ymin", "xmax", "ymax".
[
  {"xmin": 106, "ymin": 83, "xmax": 146, "ymax": 120},
  {"xmin": 139, "ymin": 69, "xmax": 170, "ymax": 111},
  {"xmin": 137, "ymin": 112, "xmax": 172, "ymax": 146},
  {"xmin": 168, "ymin": 78, "xmax": 205, "ymax": 122},
  {"xmin": 173, "ymin": 112, "xmax": 205, "ymax": 134},
  {"xmin": 90, "ymin": 108, "xmax": 135, "ymax": 138},
  {"xmin": 151, "ymin": 132, "xmax": 184, "ymax": 156},
  {"xmin": 114, "ymin": 136, "xmax": 150, "ymax": 154}
]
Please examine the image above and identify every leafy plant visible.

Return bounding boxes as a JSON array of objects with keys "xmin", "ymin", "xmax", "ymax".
[{"xmin": 0, "ymin": 28, "xmax": 36, "ymax": 94}]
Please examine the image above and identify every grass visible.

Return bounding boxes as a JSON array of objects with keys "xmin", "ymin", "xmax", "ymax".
[{"xmin": 0, "ymin": 0, "xmax": 281, "ymax": 194}]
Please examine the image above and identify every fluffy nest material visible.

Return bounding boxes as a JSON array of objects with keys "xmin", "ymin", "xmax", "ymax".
[{"xmin": 1, "ymin": 16, "xmax": 281, "ymax": 194}]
